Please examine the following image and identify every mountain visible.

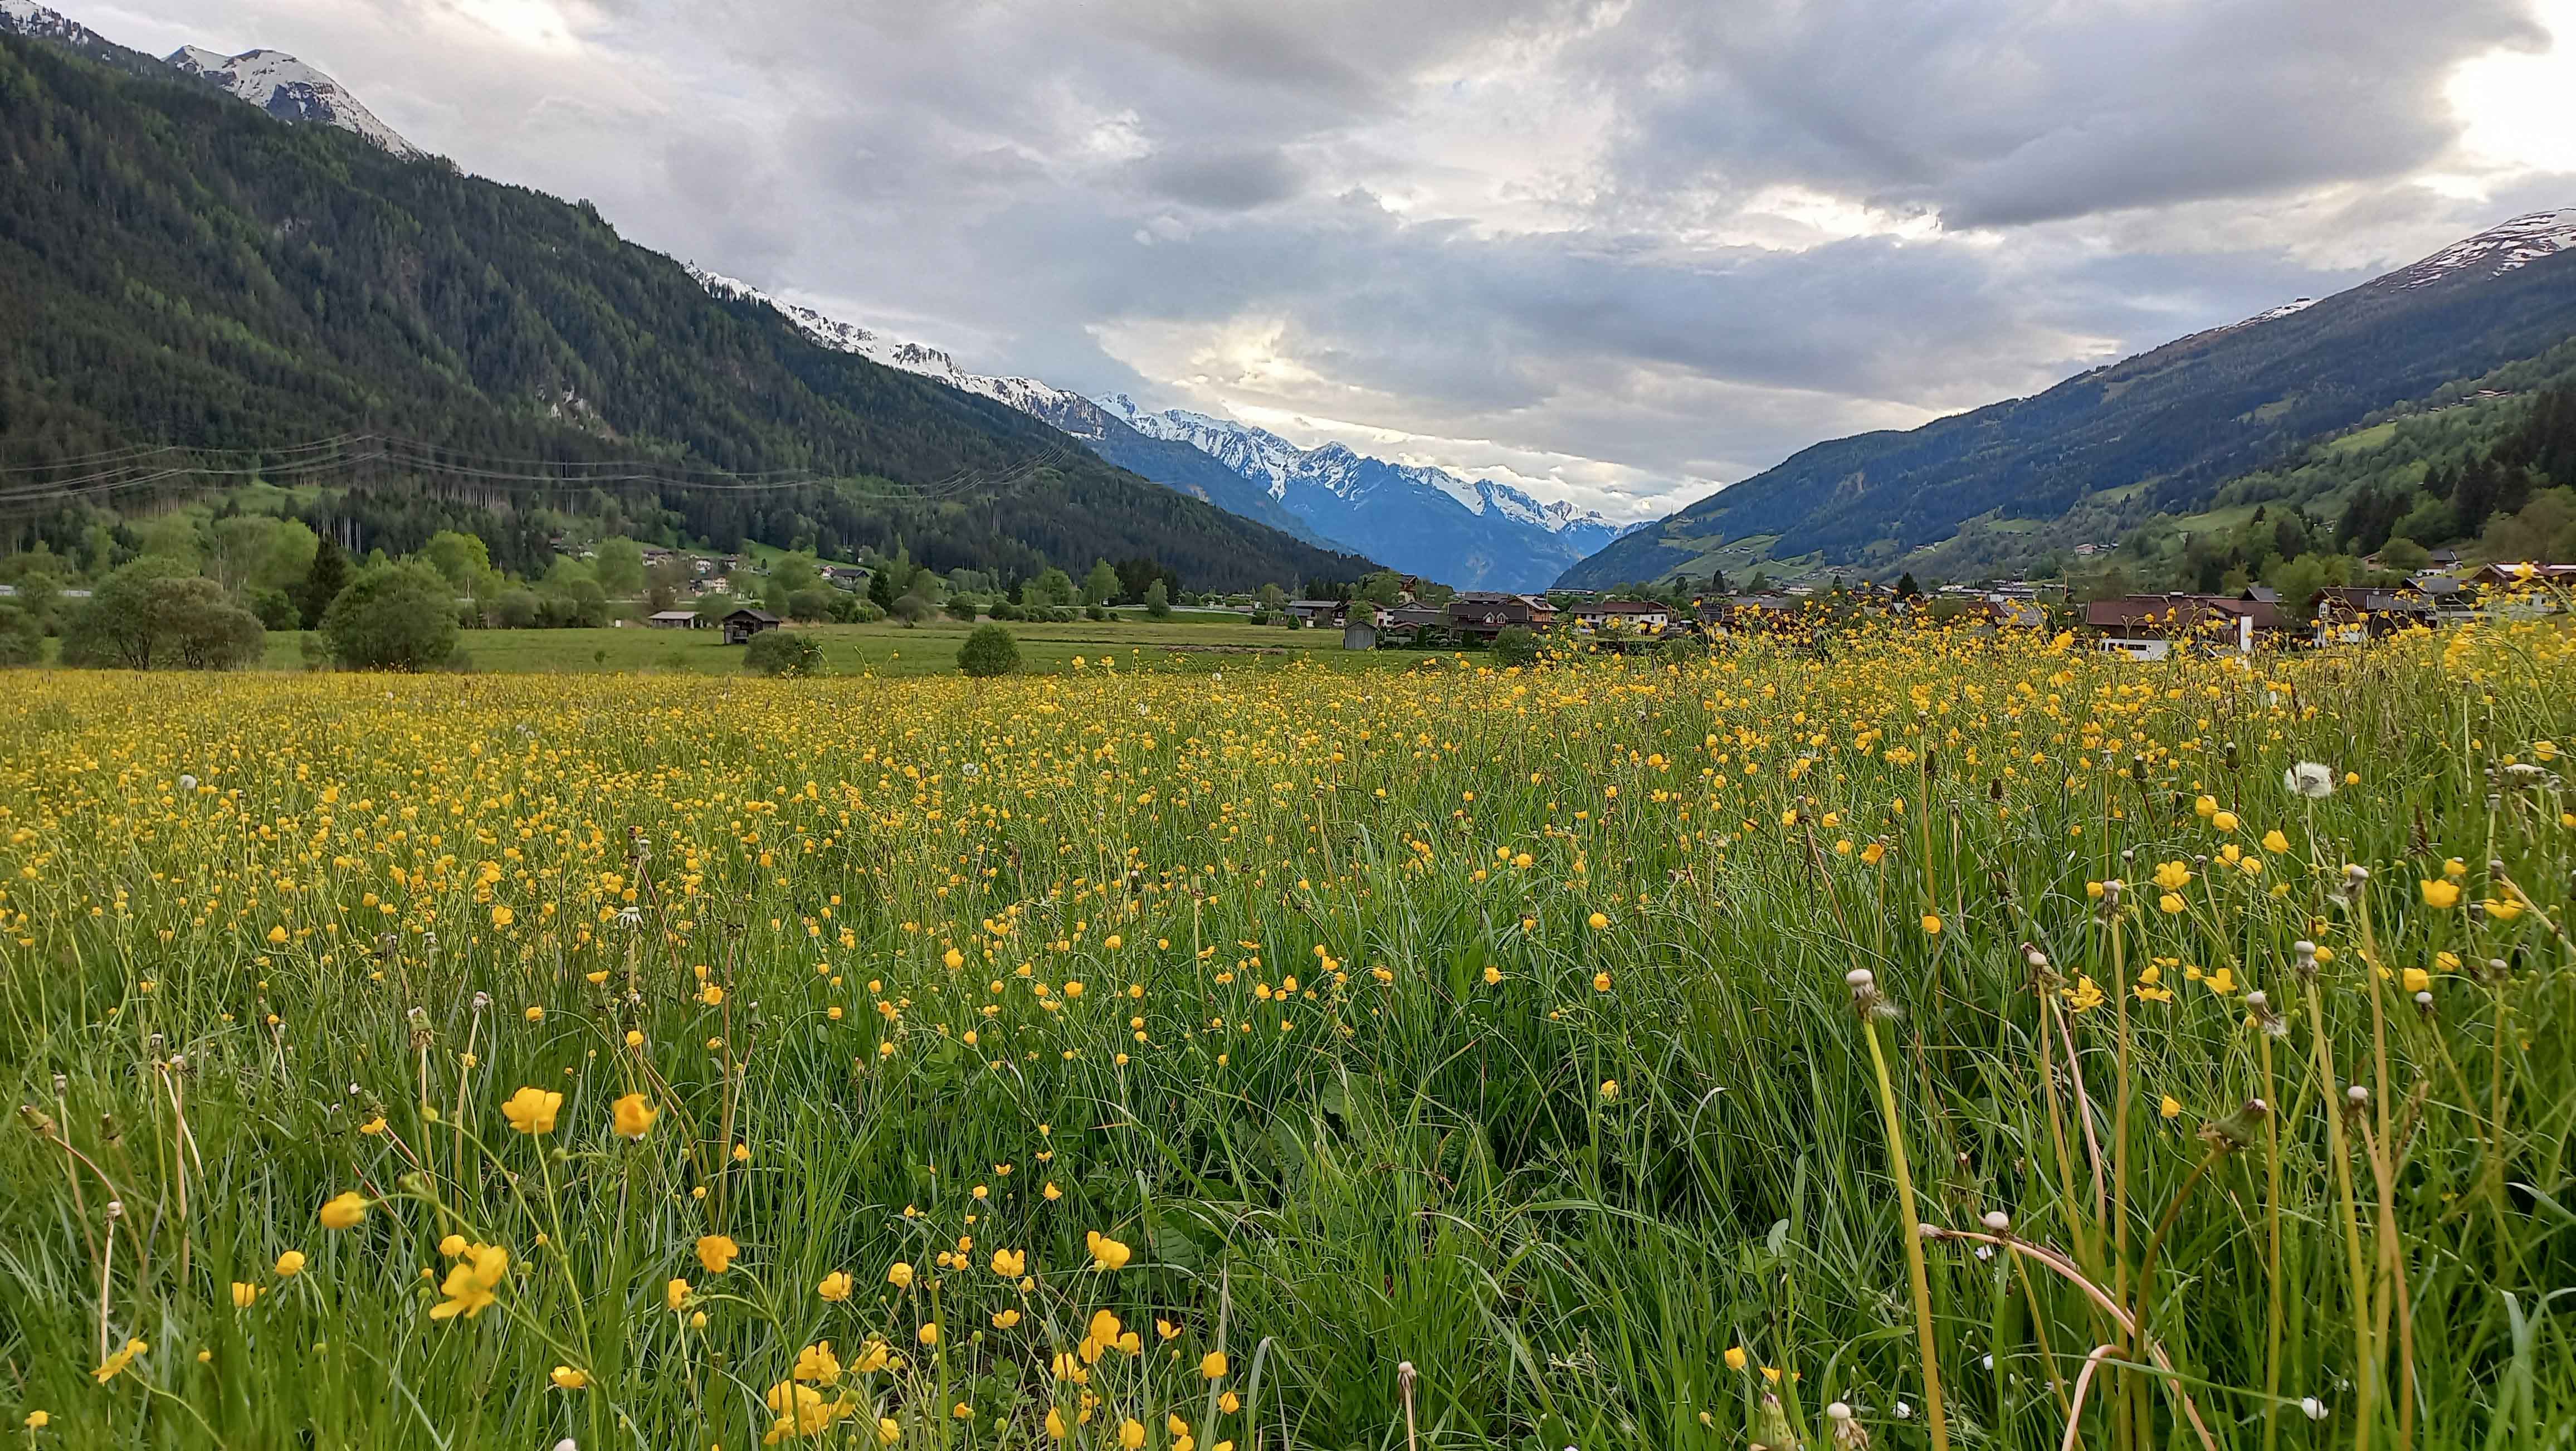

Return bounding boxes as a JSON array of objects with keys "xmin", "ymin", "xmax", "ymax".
[
  {"xmin": 1562, "ymin": 208, "xmax": 2576, "ymax": 590},
  {"xmin": 1096, "ymin": 396, "xmax": 1638, "ymax": 590},
  {"xmin": 685, "ymin": 269, "xmax": 1343, "ymax": 549},
  {"xmin": 0, "ymin": 30, "xmax": 1376, "ymax": 591},
  {"xmin": 683, "ymin": 269, "xmax": 1635, "ymax": 590},
  {"xmin": 0, "ymin": 0, "xmax": 92, "ymax": 45},
  {"xmin": 165, "ymin": 44, "xmax": 420, "ymax": 157},
  {"xmin": 2, "ymin": 3, "xmax": 422, "ymax": 155},
  {"xmin": 0, "ymin": 0, "xmax": 155, "ymax": 72}
]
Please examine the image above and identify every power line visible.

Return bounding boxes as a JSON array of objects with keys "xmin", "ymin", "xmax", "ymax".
[{"xmin": 0, "ymin": 432, "xmax": 1085, "ymax": 518}]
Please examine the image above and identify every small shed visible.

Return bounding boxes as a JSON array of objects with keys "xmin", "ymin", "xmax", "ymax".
[
  {"xmin": 647, "ymin": 610, "xmax": 702, "ymax": 630},
  {"xmin": 1341, "ymin": 621, "xmax": 1379, "ymax": 651},
  {"xmin": 721, "ymin": 607, "xmax": 783, "ymax": 645}
]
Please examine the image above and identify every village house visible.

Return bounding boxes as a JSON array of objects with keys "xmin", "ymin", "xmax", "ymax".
[
  {"xmin": 2084, "ymin": 594, "xmax": 2281, "ymax": 659},
  {"xmin": 1446, "ymin": 592, "xmax": 1556, "ymax": 639},
  {"xmin": 1567, "ymin": 600, "xmax": 1672, "ymax": 632},
  {"xmin": 1285, "ymin": 599, "xmax": 1348, "ymax": 627},
  {"xmin": 2467, "ymin": 562, "xmax": 2576, "ymax": 589},
  {"xmin": 720, "ymin": 606, "xmax": 783, "ymax": 645},
  {"xmin": 2311, "ymin": 585, "xmax": 2434, "ymax": 642}
]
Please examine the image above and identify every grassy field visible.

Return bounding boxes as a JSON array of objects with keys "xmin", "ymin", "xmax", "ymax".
[
  {"xmin": 247, "ymin": 614, "xmax": 1428, "ymax": 678},
  {"xmin": 2, "ymin": 619, "xmax": 2573, "ymax": 1449}
]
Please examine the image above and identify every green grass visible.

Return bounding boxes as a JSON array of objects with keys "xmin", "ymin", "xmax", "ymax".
[
  {"xmin": 245, "ymin": 619, "xmax": 1431, "ymax": 677},
  {"xmin": 2, "ymin": 618, "xmax": 2573, "ymax": 1450},
  {"xmin": 2323, "ymin": 420, "xmax": 2401, "ymax": 455}
]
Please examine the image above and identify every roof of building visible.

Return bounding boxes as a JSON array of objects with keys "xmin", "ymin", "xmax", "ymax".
[
  {"xmin": 2470, "ymin": 562, "xmax": 2576, "ymax": 585},
  {"xmin": 2084, "ymin": 594, "xmax": 2282, "ymax": 632},
  {"xmin": 724, "ymin": 607, "xmax": 782, "ymax": 623},
  {"xmin": 647, "ymin": 610, "xmax": 699, "ymax": 621}
]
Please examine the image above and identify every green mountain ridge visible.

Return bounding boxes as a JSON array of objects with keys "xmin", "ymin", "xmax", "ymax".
[
  {"xmin": 1560, "ymin": 212, "xmax": 2576, "ymax": 590},
  {"xmin": 0, "ymin": 32, "xmax": 1377, "ymax": 592}
]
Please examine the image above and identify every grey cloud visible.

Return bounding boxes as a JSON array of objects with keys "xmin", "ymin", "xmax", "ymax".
[
  {"xmin": 1130, "ymin": 147, "xmax": 1308, "ymax": 210},
  {"xmin": 87, "ymin": 0, "xmax": 2575, "ymax": 519},
  {"xmin": 1590, "ymin": 0, "xmax": 2546, "ymax": 229}
]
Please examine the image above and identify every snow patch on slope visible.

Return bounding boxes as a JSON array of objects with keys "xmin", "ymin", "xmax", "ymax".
[
  {"xmin": 2389, "ymin": 209, "xmax": 2576, "ymax": 290},
  {"xmin": 2243, "ymin": 297, "xmax": 2315, "ymax": 324},
  {"xmin": 687, "ymin": 266, "xmax": 1077, "ymax": 414}
]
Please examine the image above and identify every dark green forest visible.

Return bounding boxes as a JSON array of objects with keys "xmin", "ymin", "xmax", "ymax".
[{"xmin": 0, "ymin": 34, "xmax": 1374, "ymax": 592}]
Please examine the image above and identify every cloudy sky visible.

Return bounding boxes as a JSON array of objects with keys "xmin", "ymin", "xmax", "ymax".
[{"xmin": 82, "ymin": 0, "xmax": 2576, "ymax": 520}]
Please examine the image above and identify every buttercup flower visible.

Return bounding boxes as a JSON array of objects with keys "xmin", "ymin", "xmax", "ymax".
[
  {"xmin": 501, "ymin": 1086, "xmax": 562, "ymax": 1135},
  {"xmin": 430, "ymin": 1244, "xmax": 509, "ymax": 1320},
  {"xmin": 612, "ymin": 1092, "xmax": 658, "ymax": 1139},
  {"xmin": 93, "ymin": 1338, "xmax": 147, "ymax": 1383}
]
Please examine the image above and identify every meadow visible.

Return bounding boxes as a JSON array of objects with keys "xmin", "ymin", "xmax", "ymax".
[
  {"xmin": 243, "ymin": 615, "xmax": 1415, "ymax": 679},
  {"xmin": 1, "ymin": 619, "xmax": 2571, "ymax": 1451}
]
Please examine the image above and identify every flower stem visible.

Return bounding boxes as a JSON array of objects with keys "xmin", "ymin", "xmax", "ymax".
[{"xmin": 1863, "ymin": 1012, "xmax": 1949, "ymax": 1451}]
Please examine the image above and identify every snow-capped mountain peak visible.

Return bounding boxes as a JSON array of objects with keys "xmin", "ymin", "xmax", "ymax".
[
  {"xmin": 2388, "ymin": 209, "xmax": 2576, "ymax": 291},
  {"xmin": 1095, "ymin": 395, "xmax": 1630, "ymax": 540},
  {"xmin": 164, "ymin": 43, "xmax": 419, "ymax": 157},
  {"xmin": 1, "ymin": 1, "xmax": 103, "ymax": 44},
  {"xmin": 5, "ymin": 4, "xmax": 423, "ymax": 158},
  {"xmin": 1096, "ymin": 396, "xmax": 1306, "ymax": 491}
]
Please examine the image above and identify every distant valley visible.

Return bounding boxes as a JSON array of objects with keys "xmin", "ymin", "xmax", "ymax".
[{"xmin": 687, "ymin": 270, "xmax": 1638, "ymax": 591}]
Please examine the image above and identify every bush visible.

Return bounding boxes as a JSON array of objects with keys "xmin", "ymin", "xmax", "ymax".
[
  {"xmin": 1492, "ymin": 626, "xmax": 1540, "ymax": 668},
  {"xmin": 743, "ymin": 629, "xmax": 823, "ymax": 678},
  {"xmin": 1085, "ymin": 603, "xmax": 1110, "ymax": 622},
  {"xmin": 321, "ymin": 563, "xmax": 460, "ymax": 671},
  {"xmin": 0, "ymin": 603, "xmax": 42, "ymax": 666},
  {"xmin": 957, "ymin": 623, "xmax": 1021, "ymax": 678},
  {"xmin": 944, "ymin": 596, "xmax": 982, "ymax": 622},
  {"xmin": 247, "ymin": 587, "xmax": 302, "ymax": 631},
  {"xmin": 491, "ymin": 590, "xmax": 541, "ymax": 630},
  {"xmin": 988, "ymin": 601, "xmax": 1024, "ymax": 622},
  {"xmin": 60, "ymin": 559, "xmax": 266, "ymax": 670},
  {"xmin": 537, "ymin": 578, "xmax": 609, "ymax": 628},
  {"xmin": 889, "ymin": 595, "xmax": 932, "ymax": 626}
]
